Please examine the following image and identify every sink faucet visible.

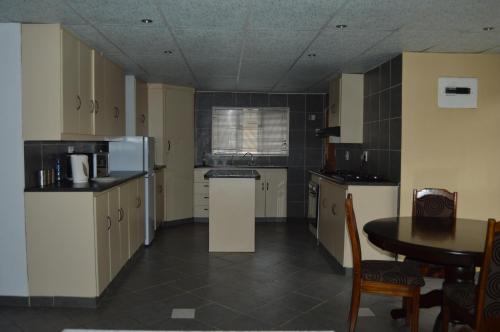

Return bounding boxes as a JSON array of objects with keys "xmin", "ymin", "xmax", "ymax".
[{"xmin": 242, "ymin": 152, "xmax": 254, "ymax": 166}]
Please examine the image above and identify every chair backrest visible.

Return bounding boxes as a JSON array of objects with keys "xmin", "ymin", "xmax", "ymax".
[
  {"xmin": 476, "ymin": 219, "xmax": 500, "ymax": 329},
  {"xmin": 412, "ymin": 188, "xmax": 457, "ymax": 219},
  {"xmin": 345, "ymin": 194, "xmax": 362, "ymax": 277}
]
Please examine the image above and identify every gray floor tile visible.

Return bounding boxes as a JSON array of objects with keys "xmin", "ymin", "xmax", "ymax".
[
  {"xmin": 194, "ymin": 303, "xmax": 241, "ymax": 327},
  {"xmin": 271, "ymin": 292, "xmax": 323, "ymax": 312}
]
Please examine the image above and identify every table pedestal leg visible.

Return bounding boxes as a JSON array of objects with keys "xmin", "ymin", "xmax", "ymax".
[{"xmin": 389, "ymin": 265, "xmax": 476, "ymax": 325}]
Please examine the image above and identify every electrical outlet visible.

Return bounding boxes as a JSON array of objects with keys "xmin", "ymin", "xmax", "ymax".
[
  {"xmin": 345, "ymin": 151, "xmax": 350, "ymax": 161},
  {"xmin": 67, "ymin": 146, "xmax": 74, "ymax": 153},
  {"xmin": 361, "ymin": 151, "xmax": 369, "ymax": 162}
]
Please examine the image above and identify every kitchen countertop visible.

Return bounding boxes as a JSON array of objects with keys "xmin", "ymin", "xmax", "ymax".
[
  {"xmin": 309, "ymin": 169, "xmax": 398, "ymax": 186},
  {"xmin": 25, "ymin": 171, "xmax": 147, "ymax": 193},
  {"xmin": 205, "ymin": 169, "xmax": 261, "ymax": 180},
  {"xmin": 195, "ymin": 165, "xmax": 287, "ymax": 169}
]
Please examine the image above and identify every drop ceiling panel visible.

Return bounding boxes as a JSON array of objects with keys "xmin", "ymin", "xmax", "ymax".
[
  {"xmin": 98, "ymin": 25, "xmax": 177, "ymax": 56},
  {"xmin": 236, "ymin": 80, "xmax": 274, "ymax": 92},
  {"xmin": 65, "ymin": 24, "xmax": 122, "ymax": 56},
  {"xmin": 68, "ymin": 0, "xmax": 163, "ymax": 26},
  {"xmin": 243, "ymin": 29, "xmax": 317, "ymax": 61},
  {"xmin": 0, "ymin": 0, "xmax": 84, "ymax": 24},
  {"xmin": 105, "ymin": 53, "xmax": 145, "ymax": 75},
  {"xmin": 154, "ymin": 0, "xmax": 250, "ymax": 29},
  {"xmin": 198, "ymin": 76, "xmax": 237, "ymax": 91},
  {"xmin": 129, "ymin": 54, "xmax": 191, "ymax": 78},
  {"xmin": 329, "ymin": 0, "xmax": 416, "ymax": 31},
  {"xmin": 427, "ymin": 31, "xmax": 500, "ymax": 53},
  {"xmin": 308, "ymin": 28, "xmax": 392, "ymax": 64},
  {"xmin": 239, "ymin": 60, "xmax": 291, "ymax": 80},
  {"xmin": 174, "ymin": 28, "xmax": 243, "ymax": 58},
  {"xmin": 188, "ymin": 57, "xmax": 239, "ymax": 77},
  {"xmin": 248, "ymin": 0, "xmax": 344, "ymax": 30}
]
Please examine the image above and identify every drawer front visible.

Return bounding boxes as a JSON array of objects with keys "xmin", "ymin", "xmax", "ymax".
[
  {"xmin": 194, "ymin": 205, "xmax": 209, "ymax": 217},
  {"xmin": 194, "ymin": 182, "xmax": 209, "ymax": 195},
  {"xmin": 194, "ymin": 193, "xmax": 209, "ymax": 205},
  {"xmin": 194, "ymin": 168, "xmax": 210, "ymax": 183}
]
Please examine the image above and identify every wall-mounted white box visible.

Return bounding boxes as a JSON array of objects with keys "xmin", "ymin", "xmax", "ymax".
[{"xmin": 438, "ymin": 77, "xmax": 478, "ymax": 109}]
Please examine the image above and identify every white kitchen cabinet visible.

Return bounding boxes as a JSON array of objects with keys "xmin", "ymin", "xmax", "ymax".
[
  {"xmin": 193, "ymin": 168, "xmax": 287, "ymax": 220},
  {"xmin": 147, "ymin": 83, "xmax": 165, "ymax": 165},
  {"xmin": 317, "ymin": 177, "xmax": 398, "ymax": 268},
  {"xmin": 22, "ymin": 23, "xmax": 125, "ymax": 140},
  {"xmin": 328, "ymin": 74, "xmax": 364, "ymax": 143},
  {"xmin": 24, "ymin": 177, "xmax": 145, "ymax": 298},
  {"xmin": 154, "ymin": 168, "xmax": 165, "ymax": 229}
]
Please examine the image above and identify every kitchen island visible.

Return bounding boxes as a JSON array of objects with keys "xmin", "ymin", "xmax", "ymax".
[{"xmin": 205, "ymin": 169, "xmax": 260, "ymax": 252}]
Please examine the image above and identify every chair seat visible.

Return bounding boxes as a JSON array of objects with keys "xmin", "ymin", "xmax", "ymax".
[
  {"xmin": 444, "ymin": 283, "xmax": 477, "ymax": 315},
  {"xmin": 361, "ymin": 260, "xmax": 425, "ymax": 287}
]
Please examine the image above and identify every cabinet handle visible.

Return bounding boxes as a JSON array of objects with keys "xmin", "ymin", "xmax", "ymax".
[
  {"xmin": 136, "ymin": 197, "xmax": 141, "ymax": 208},
  {"xmin": 267, "ymin": 182, "xmax": 269, "ymax": 191},
  {"xmin": 76, "ymin": 95, "xmax": 81, "ymax": 111},
  {"xmin": 141, "ymin": 114, "xmax": 146, "ymax": 123},
  {"xmin": 118, "ymin": 208, "xmax": 124, "ymax": 222},
  {"xmin": 203, "ymin": 184, "xmax": 209, "ymax": 188},
  {"xmin": 203, "ymin": 208, "xmax": 208, "ymax": 211},
  {"xmin": 106, "ymin": 216, "xmax": 111, "ymax": 230},
  {"xmin": 331, "ymin": 203, "xmax": 337, "ymax": 216},
  {"xmin": 94, "ymin": 100, "xmax": 99, "ymax": 114},
  {"xmin": 203, "ymin": 196, "xmax": 208, "ymax": 199},
  {"xmin": 167, "ymin": 140, "xmax": 171, "ymax": 151},
  {"xmin": 114, "ymin": 106, "xmax": 119, "ymax": 119},
  {"xmin": 90, "ymin": 100, "xmax": 95, "ymax": 113},
  {"xmin": 261, "ymin": 182, "xmax": 264, "ymax": 191}
]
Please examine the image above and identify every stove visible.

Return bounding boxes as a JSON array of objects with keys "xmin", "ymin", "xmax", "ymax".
[{"xmin": 320, "ymin": 169, "xmax": 387, "ymax": 183}]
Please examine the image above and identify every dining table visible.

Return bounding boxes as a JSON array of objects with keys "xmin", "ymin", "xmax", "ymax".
[{"xmin": 363, "ymin": 216, "xmax": 488, "ymax": 331}]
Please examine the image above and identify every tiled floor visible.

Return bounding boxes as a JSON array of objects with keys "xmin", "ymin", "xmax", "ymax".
[{"xmin": 0, "ymin": 222, "xmax": 468, "ymax": 331}]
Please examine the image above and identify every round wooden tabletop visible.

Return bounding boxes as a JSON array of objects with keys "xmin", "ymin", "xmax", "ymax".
[{"xmin": 363, "ymin": 217, "xmax": 488, "ymax": 267}]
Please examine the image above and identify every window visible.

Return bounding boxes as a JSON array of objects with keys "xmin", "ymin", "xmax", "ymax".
[{"xmin": 212, "ymin": 107, "xmax": 289, "ymax": 156}]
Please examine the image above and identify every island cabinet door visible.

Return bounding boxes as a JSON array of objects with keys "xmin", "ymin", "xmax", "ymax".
[
  {"xmin": 94, "ymin": 192, "xmax": 110, "ymax": 294},
  {"xmin": 108, "ymin": 188, "xmax": 121, "ymax": 279}
]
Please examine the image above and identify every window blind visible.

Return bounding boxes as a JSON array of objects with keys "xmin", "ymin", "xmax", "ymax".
[{"xmin": 212, "ymin": 107, "xmax": 289, "ymax": 156}]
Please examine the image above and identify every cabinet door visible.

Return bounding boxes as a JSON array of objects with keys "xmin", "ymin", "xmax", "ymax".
[
  {"xmin": 115, "ymin": 65, "xmax": 125, "ymax": 136},
  {"xmin": 137, "ymin": 178, "xmax": 145, "ymax": 246},
  {"xmin": 265, "ymin": 169, "xmax": 287, "ymax": 218},
  {"xmin": 318, "ymin": 180, "xmax": 336, "ymax": 258},
  {"xmin": 118, "ymin": 183, "xmax": 130, "ymax": 263},
  {"xmin": 108, "ymin": 188, "xmax": 121, "ymax": 279},
  {"xmin": 94, "ymin": 193, "xmax": 110, "ymax": 294},
  {"xmin": 155, "ymin": 169, "xmax": 164, "ymax": 228},
  {"xmin": 78, "ymin": 41, "xmax": 92, "ymax": 135},
  {"xmin": 128, "ymin": 179, "xmax": 139, "ymax": 255},
  {"xmin": 92, "ymin": 51, "xmax": 106, "ymax": 135},
  {"xmin": 147, "ymin": 84, "xmax": 165, "ymax": 164},
  {"xmin": 61, "ymin": 30, "xmax": 79, "ymax": 135},
  {"xmin": 254, "ymin": 170, "xmax": 266, "ymax": 218},
  {"xmin": 136, "ymin": 79, "xmax": 148, "ymax": 136},
  {"xmin": 103, "ymin": 57, "xmax": 116, "ymax": 136}
]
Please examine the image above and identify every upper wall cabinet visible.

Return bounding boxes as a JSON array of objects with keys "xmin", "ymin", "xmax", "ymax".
[
  {"xmin": 22, "ymin": 24, "xmax": 125, "ymax": 140},
  {"xmin": 328, "ymin": 74, "xmax": 364, "ymax": 144},
  {"xmin": 135, "ymin": 79, "xmax": 148, "ymax": 136}
]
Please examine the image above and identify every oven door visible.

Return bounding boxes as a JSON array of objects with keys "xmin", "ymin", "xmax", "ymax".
[{"xmin": 307, "ymin": 181, "xmax": 319, "ymax": 239}]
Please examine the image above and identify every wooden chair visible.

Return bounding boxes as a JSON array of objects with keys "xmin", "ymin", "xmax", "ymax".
[
  {"xmin": 409, "ymin": 188, "xmax": 458, "ymax": 277},
  {"xmin": 442, "ymin": 218, "xmax": 500, "ymax": 332},
  {"xmin": 345, "ymin": 194, "xmax": 424, "ymax": 332}
]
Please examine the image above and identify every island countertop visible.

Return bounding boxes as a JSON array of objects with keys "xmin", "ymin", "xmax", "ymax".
[{"xmin": 204, "ymin": 169, "xmax": 261, "ymax": 180}]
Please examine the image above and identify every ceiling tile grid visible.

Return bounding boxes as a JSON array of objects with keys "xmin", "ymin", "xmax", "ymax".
[
  {"xmin": 65, "ymin": 24, "xmax": 122, "ymax": 56},
  {"xmin": 0, "ymin": 0, "xmax": 85, "ymax": 24}
]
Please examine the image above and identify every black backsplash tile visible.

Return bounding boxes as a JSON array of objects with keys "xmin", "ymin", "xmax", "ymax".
[
  {"xmin": 269, "ymin": 94, "xmax": 287, "ymax": 107},
  {"xmin": 389, "ymin": 151, "xmax": 401, "ymax": 183},
  {"xmin": 390, "ymin": 118, "xmax": 401, "ymax": 150},
  {"xmin": 288, "ymin": 94, "xmax": 306, "ymax": 112},
  {"xmin": 390, "ymin": 85, "xmax": 402, "ymax": 118},
  {"xmin": 195, "ymin": 91, "xmax": 327, "ymax": 218},
  {"xmin": 379, "ymin": 90, "xmax": 390, "ymax": 120},
  {"xmin": 24, "ymin": 144, "xmax": 42, "ymax": 189},
  {"xmin": 379, "ymin": 120, "xmax": 390, "ymax": 150},
  {"xmin": 391, "ymin": 54, "xmax": 402, "ymax": 86},
  {"xmin": 380, "ymin": 61, "xmax": 390, "ymax": 90}
]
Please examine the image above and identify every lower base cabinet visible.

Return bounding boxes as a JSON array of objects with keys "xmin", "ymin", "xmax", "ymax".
[{"xmin": 25, "ymin": 177, "xmax": 145, "ymax": 298}]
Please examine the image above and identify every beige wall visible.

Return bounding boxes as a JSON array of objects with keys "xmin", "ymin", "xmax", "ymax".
[{"xmin": 400, "ymin": 52, "xmax": 500, "ymax": 220}]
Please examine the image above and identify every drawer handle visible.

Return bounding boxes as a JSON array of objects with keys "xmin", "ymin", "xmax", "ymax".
[
  {"xmin": 118, "ymin": 208, "xmax": 124, "ymax": 222},
  {"xmin": 106, "ymin": 216, "xmax": 111, "ymax": 230},
  {"xmin": 76, "ymin": 95, "xmax": 82, "ymax": 111},
  {"xmin": 331, "ymin": 203, "xmax": 337, "ymax": 216}
]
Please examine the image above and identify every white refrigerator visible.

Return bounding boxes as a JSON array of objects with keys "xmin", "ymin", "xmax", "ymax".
[{"xmin": 109, "ymin": 136, "xmax": 155, "ymax": 246}]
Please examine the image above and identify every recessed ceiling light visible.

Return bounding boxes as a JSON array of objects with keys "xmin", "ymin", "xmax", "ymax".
[
  {"xmin": 308, "ymin": 53, "xmax": 317, "ymax": 57},
  {"xmin": 141, "ymin": 18, "xmax": 153, "ymax": 24},
  {"xmin": 335, "ymin": 24, "xmax": 347, "ymax": 30},
  {"xmin": 483, "ymin": 26, "xmax": 494, "ymax": 31},
  {"xmin": 164, "ymin": 50, "xmax": 174, "ymax": 55}
]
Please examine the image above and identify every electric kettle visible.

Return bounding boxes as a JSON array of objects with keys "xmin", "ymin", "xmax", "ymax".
[{"xmin": 70, "ymin": 154, "xmax": 89, "ymax": 183}]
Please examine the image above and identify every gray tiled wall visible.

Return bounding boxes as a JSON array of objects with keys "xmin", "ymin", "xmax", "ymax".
[
  {"xmin": 195, "ymin": 92, "xmax": 327, "ymax": 218},
  {"xmin": 24, "ymin": 141, "xmax": 108, "ymax": 189},
  {"xmin": 335, "ymin": 54, "xmax": 402, "ymax": 183}
]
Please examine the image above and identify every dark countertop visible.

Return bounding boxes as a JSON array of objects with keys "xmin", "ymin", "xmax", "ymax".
[
  {"xmin": 205, "ymin": 169, "xmax": 261, "ymax": 180},
  {"xmin": 154, "ymin": 164, "xmax": 166, "ymax": 170},
  {"xmin": 25, "ymin": 171, "xmax": 147, "ymax": 193},
  {"xmin": 308, "ymin": 170, "xmax": 398, "ymax": 186},
  {"xmin": 195, "ymin": 165, "xmax": 287, "ymax": 169}
]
